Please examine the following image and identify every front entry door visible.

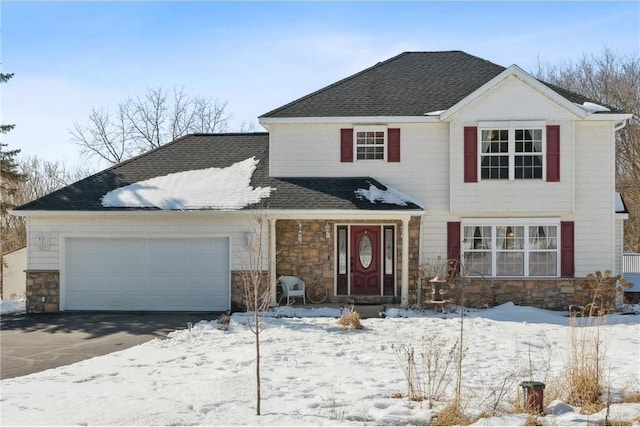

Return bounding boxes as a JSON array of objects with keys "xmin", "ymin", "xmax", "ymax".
[{"xmin": 351, "ymin": 226, "xmax": 380, "ymax": 295}]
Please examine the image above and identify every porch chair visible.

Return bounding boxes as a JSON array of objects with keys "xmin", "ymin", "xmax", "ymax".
[{"xmin": 278, "ymin": 275, "xmax": 306, "ymax": 305}]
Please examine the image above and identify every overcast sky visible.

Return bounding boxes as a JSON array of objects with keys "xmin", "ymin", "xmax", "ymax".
[{"xmin": 2, "ymin": 1, "xmax": 639, "ymax": 170}]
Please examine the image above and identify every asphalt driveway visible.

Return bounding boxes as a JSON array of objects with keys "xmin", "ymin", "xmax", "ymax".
[{"xmin": 0, "ymin": 311, "xmax": 220, "ymax": 380}]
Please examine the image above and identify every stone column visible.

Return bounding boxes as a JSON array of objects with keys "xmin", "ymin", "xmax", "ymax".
[
  {"xmin": 401, "ymin": 217, "xmax": 410, "ymax": 307},
  {"xmin": 269, "ymin": 218, "xmax": 277, "ymax": 306},
  {"xmin": 26, "ymin": 270, "xmax": 60, "ymax": 313}
]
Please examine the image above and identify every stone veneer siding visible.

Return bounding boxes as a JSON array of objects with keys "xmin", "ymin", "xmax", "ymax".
[
  {"xmin": 231, "ymin": 270, "xmax": 271, "ymax": 311},
  {"xmin": 26, "ymin": 270, "xmax": 60, "ymax": 313},
  {"xmin": 418, "ymin": 277, "xmax": 582, "ymax": 310},
  {"xmin": 274, "ymin": 218, "xmax": 421, "ymax": 304}
]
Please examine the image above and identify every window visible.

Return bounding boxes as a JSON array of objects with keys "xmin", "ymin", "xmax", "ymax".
[
  {"xmin": 480, "ymin": 130, "xmax": 509, "ymax": 179},
  {"xmin": 341, "ymin": 127, "xmax": 400, "ymax": 163},
  {"xmin": 462, "ymin": 222, "xmax": 559, "ymax": 277},
  {"xmin": 338, "ymin": 227, "xmax": 348, "ymax": 275},
  {"xmin": 480, "ymin": 125, "xmax": 544, "ymax": 180},
  {"xmin": 356, "ymin": 129, "xmax": 385, "ymax": 160}
]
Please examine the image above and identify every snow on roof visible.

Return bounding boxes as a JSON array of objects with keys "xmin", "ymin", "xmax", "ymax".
[
  {"xmin": 616, "ymin": 192, "xmax": 628, "ymax": 214},
  {"xmin": 354, "ymin": 182, "xmax": 418, "ymax": 207},
  {"xmin": 576, "ymin": 101, "xmax": 611, "ymax": 114},
  {"xmin": 101, "ymin": 157, "xmax": 272, "ymax": 210}
]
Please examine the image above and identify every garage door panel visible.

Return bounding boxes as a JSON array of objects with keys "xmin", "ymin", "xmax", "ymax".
[{"xmin": 64, "ymin": 238, "xmax": 230, "ymax": 311}]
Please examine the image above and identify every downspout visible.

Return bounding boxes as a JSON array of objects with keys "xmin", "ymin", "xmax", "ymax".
[{"xmin": 614, "ymin": 119, "xmax": 628, "ymax": 132}]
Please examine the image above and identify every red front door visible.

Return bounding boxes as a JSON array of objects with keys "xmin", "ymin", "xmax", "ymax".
[{"xmin": 351, "ymin": 226, "xmax": 380, "ymax": 295}]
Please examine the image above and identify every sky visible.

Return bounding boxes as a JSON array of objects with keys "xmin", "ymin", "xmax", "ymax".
[{"xmin": 1, "ymin": 1, "xmax": 639, "ymax": 171}]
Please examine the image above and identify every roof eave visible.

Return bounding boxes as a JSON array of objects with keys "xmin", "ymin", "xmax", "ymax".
[{"xmin": 12, "ymin": 208, "xmax": 425, "ymax": 218}]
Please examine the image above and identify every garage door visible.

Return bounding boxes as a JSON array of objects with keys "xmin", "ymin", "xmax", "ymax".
[{"xmin": 64, "ymin": 237, "xmax": 230, "ymax": 311}]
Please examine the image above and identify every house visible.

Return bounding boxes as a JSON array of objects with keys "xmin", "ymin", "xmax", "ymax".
[
  {"xmin": 1, "ymin": 246, "xmax": 27, "ymax": 300},
  {"xmin": 13, "ymin": 51, "xmax": 632, "ymax": 313}
]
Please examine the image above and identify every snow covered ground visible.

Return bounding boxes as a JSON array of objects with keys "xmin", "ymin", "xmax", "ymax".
[
  {"xmin": 1, "ymin": 303, "xmax": 639, "ymax": 426},
  {"xmin": 0, "ymin": 298, "xmax": 25, "ymax": 315}
]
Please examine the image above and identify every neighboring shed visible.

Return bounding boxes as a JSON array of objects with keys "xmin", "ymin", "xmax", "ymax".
[
  {"xmin": 1, "ymin": 247, "xmax": 27, "ymax": 300},
  {"xmin": 623, "ymin": 253, "xmax": 640, "ymax": 303}
]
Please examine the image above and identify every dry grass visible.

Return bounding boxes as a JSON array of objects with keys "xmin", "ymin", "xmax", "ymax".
[
  {"xmin": 337, "ymin": 310, "xmax": 363, "ymax": 330},
  {"xmin": 216, "ymin": 313, "xmax": 231, "ymax": 330},
  {"xmin": 596, "ymin": 419, "xmax": 632, "ymax": 426},
  {"xmin": 523, "ymin": 414, "xmax": 543, "ymax": 426},
  {"xmin": 432, "ymin": 400, "xmax": 472, "ymax": 426},
  {"xmin": 563, "ymin": 270, "xmax": 625, "ymax": 413},
  {"xmin": 565, "ymin": 314, "xmax": 607, "ymax": 412},
  {"xmin": 621, "ymin": 391, "xmax": 640, "ymax": 404}
]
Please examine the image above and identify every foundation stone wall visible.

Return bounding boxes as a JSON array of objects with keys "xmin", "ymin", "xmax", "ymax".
[{"xmin": 26, "ymin": 270, "xmax": 60, "ymax": 313}]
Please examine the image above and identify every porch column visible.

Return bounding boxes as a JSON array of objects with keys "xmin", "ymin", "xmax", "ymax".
[
  {"xmin": 269, "ymin": 218, "xmax": 277, "ymax": 306},
  {"xmin": 401, "ymin": 217, "xmax": 410, "ymax": 307}
]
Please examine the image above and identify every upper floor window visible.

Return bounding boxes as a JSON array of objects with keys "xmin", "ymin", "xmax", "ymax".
[
  {"xmin": 356, "ymin": 129, "xmax": 385, "ymax": 160},
  {"xmin": 480, "ymin": 125, "xmax": 544, "ymax": 180},
  {"xmin": 341, "ymin": 127, "xmax": 401, "ymax": 163}
]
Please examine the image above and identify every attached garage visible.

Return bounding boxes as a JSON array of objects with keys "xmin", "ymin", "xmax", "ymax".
[{"xmin": 63, "ymin": 237, "xmax": 230, "ymax": 311}]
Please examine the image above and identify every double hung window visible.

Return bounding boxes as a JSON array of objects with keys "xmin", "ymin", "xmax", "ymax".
[
  {"xmin": 462, "ymin": 222, "xmax": 558, "ymax": 277},
  {"xmin": 355, "ymin": 127, "xmax": 386, "ymax": 160},
  {"xmin": 480, "ymin": 124, "xmax": 544, "ymax": 180}
]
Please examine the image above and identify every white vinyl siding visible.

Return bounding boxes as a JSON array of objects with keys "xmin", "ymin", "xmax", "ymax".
[
  {"xmin": 27, "ymin": 213, "xmax": 265, "ymax": 272},
  {"xmin": 573, "ymin": 122, "xmax": 617, "ymax": 276}
]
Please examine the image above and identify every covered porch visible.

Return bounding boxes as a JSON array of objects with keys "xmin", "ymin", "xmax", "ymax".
[{"xmin": 267, "ymin": 215, "xmax": 422, "ymax": 308}]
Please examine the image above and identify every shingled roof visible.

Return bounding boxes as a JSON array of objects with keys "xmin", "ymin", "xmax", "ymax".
[
  {"xmin": 15, "ymin": 133, "xmax": 422, "ymax": 212},
  {"xmin": 260, "ymin": 51, "xmax": 601, "ymax": 118}
]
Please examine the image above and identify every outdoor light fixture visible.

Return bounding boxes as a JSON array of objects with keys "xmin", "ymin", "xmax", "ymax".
[
  {"xmin": 35, "ymin": 233, "xmax": 49, "ymax": 251},
  {"xmin": 298, "ymin": 222, "xmax": 303, "ymax": 244},
  {"xmin": 325, "ymin": 222, "xmax": 331, "ymax": 239},
  {"xmin": 245, "ymin": 232, "xmax": 254, "ymax": 247}
]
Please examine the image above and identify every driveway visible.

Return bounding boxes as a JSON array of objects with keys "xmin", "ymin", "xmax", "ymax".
[{"xmin": 0, "ymin": 312, "xmax": 220, "ymax": 379}]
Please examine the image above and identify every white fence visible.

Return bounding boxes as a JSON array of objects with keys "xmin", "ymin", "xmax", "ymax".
[{"xmin": 623, "ymin": 253, "xmax": 640, "ymax": 292}]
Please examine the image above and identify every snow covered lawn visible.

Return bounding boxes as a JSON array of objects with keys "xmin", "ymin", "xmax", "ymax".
[{"xmin": 2, "ymin": 303, "xmax": 639, "ymax": 426}]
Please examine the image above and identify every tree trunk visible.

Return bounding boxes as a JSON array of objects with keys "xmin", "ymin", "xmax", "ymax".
[{"xmin": 256, "ymin": 323, "xmax": 261, "ymax": 416}]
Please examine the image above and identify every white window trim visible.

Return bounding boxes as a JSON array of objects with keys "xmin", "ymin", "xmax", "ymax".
[
  {"xmin": 477, "ymin": 121, "xmax": 546, "ymax": 181},
  {"xmin": 353, "ymin": 125, "xmax": 387, "ymax": 161},
  {"xmin": 460, "ymin": 218, "xmax": 560, "ymax": 278}
]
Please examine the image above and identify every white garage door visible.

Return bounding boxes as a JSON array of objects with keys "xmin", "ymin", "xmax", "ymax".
[{"xmin": 64, "ymin": 237, "xmax": 230, "ymax": 311}]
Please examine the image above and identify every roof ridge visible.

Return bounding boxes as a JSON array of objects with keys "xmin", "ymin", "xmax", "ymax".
[
  {"xmin": 259, "ymin": 52, "xmax": 412, "ymax": 118},
  {"xmin": 192, "ymin": 132, "xmax": 269, "ymax": 136}
]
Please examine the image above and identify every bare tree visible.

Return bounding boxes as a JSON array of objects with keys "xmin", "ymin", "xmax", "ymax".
[
  {"xmin": 0, "ymin": 72, "xmax": 26, "ymax": 296},
  {"xmin": 534, "ymin": 47, "xmax": 640, "ymax": 251},
  {"xmin": 71, "ymin": 87, "xmax": 230, "ymax": 165},
  {"xmin": 1, "ymin": 156, "xmax": 92, "ymax": 253},
  {"xmin": 238, "ymin": 213, "xmax": 274, "ymax": 416}
]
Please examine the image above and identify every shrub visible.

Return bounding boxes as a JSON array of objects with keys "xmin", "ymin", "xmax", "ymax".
[
  {"xmin": 216, "ymin": 313, "xmax": 231, "ymax": 331},
  {"xmin": 337, "ymin": 310, "xmax": 363, "ymax": 330},
  {"xmin": 572, "ymin": 270, "xmax": 630, "ymax": 316}
]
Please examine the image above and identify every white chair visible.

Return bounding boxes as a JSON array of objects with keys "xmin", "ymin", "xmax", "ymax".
[{"xmin": 279, "ymin": 275, "xmax": 306, "ymax": 305}]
